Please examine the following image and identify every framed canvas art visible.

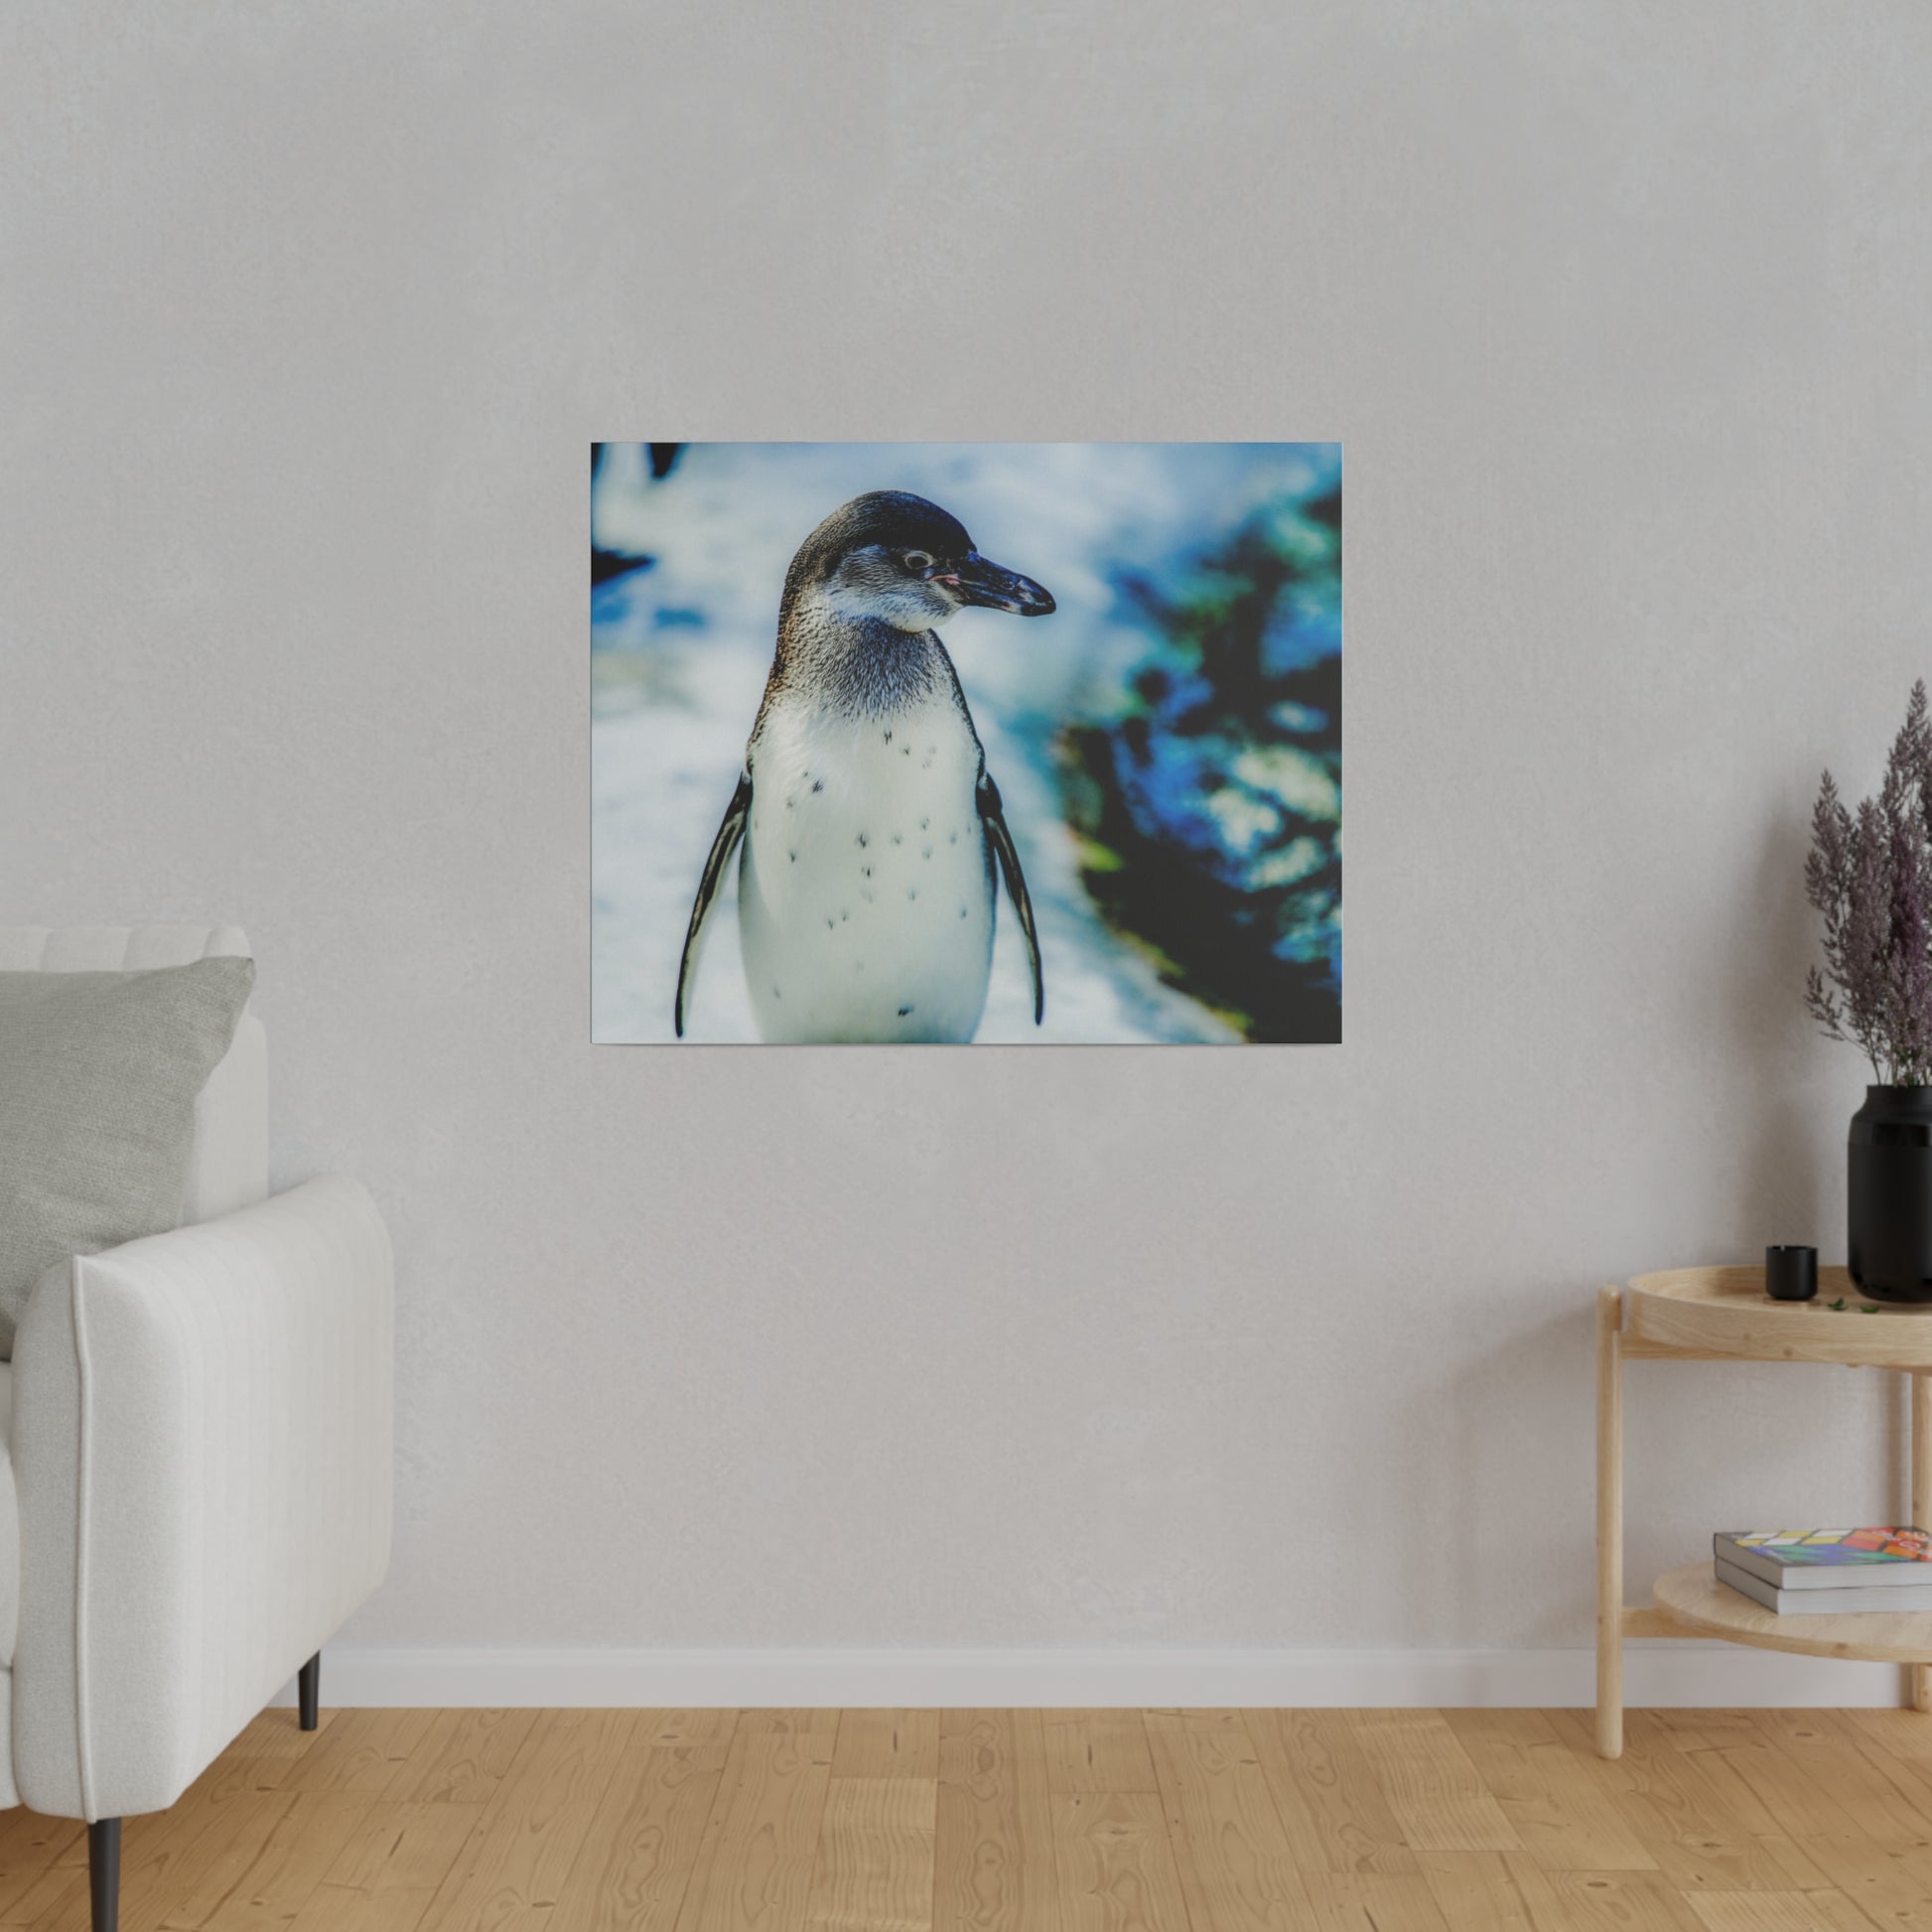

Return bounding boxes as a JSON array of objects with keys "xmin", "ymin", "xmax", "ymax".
[{"xmin": 592, "ymin": 442, "xmax": 1340, "ymax": 1044}]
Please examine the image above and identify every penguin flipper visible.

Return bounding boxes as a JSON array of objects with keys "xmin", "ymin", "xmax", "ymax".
[
  {"xmin": 675, "ymin": 771, "xmax": 752, "ymax": 1038},
  {"xmin": 978, "ymin": 771, "xmax": 1043, "ymax": 1025}
]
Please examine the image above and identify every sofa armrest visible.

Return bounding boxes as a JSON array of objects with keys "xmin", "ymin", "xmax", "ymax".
[{"xmin": 9, "ymin": 1175, "xmax": 393, "ymax": 1820}]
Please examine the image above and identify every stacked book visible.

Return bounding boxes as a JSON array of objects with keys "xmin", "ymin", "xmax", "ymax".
[{"xmin": 1716, "ymin": 1528, "xmax": 1932, "ymax": 1614}]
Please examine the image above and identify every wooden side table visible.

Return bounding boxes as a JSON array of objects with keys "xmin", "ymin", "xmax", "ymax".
[{"xmin": 1595, "ymin": 1266, "xmax": 1932, "ymax": 1758}]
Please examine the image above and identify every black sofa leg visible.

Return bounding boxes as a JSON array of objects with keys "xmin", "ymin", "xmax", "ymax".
[
  {"xmin": 89, "ymin": 1818, "xmax": 120, "ymax": 1932},
  {"xmin": 298, "ymin": 1651, "xmax": 321, "ymax": 1731}
]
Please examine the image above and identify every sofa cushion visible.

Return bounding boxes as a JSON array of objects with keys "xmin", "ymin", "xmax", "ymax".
[
  {"xmin": 0, "ymin": 958, "xmax": 255, "ymax": 1357},
  {"xmin": 0, "ymin": 928, "xmax": 267, "ymax": 1229}
]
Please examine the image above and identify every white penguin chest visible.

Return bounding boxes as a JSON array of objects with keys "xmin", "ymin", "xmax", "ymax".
[{"xmin": 739, "ymin": 698, "xmax": 996, "ymax": 1042}]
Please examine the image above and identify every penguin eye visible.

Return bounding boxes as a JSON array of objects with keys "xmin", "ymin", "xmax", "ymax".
[{"xmin": 902, "ymin": 550, "xmax": 933, "ymax": 576}]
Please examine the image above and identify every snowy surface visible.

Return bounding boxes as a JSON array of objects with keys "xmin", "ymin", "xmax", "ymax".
[{"xmin": 591, "ymin": 442, "xmax": 1334, "ymax": 1043}]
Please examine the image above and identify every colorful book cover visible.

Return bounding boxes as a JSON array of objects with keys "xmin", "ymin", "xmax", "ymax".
[{"xmin": 1721, "ymin": 1528, "xmax": 1932, "ymax": 1567}]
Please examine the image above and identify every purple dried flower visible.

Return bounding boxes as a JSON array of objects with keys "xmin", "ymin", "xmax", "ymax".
[
  {"xmin": 1807, "ymin": 682, "xmax": 1932, "ymax": 1084},
  {"xmin": 1886, "ymin": 814, "xmax": 1932, "ymax": 1080}
]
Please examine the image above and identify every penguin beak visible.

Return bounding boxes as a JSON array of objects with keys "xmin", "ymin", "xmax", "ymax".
[{"xmin": 930, "ymin": 552, "xmax": 1055, "ymax": 617}]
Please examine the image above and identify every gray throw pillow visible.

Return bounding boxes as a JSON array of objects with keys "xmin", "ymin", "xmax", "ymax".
[{"xmin": 0, "ymin": 956, "xmax": 256, "ymax": 1356}]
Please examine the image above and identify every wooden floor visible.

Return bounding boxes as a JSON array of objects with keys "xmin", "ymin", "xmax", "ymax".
[{"xmin": 5, "ymin": 1708, "xmax": 1932, "ymax": 1929}]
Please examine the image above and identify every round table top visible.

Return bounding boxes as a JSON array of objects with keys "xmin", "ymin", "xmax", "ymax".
[
  {"xmin": 1625, "ymin": 1265, "xmax": 1932, "ymax": 1367},
  {"xmin": 1653, "ymin": 1561, "xmax": 1932, "ymax": 1663}
]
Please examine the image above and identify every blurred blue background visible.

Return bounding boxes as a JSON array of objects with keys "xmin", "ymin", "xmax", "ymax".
[{"xmin": 592, "ymin": 442, "xmax": 1341, "ymax": 1043}]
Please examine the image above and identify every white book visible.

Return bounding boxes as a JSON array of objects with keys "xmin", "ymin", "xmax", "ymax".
[{"xmin": 1716, "ymin": 1557, "xmax": 1932, "ymax": 1616}]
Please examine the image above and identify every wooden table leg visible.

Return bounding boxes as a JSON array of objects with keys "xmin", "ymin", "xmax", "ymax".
[
  {"xmin": 1914, "ymin": 1371, "xmax": 1932, "ymax": 1715},
  {"xmin": 1597, "ymin": 1286, "xmax": 1624, "ymax": 1758}
]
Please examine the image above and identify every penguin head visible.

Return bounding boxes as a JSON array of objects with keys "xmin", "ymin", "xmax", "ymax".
[{"xmin": 781, "ymin": 490, "xmax": 1055, "ymax": 633}]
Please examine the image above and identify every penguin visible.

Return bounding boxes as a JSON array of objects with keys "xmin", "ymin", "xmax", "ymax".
[{"xmin": 675, "ymin": 490, "xmax": 1055, "ymax": 1042}]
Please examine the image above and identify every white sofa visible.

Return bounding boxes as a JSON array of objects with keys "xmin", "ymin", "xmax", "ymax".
[{"xmin": 0, "ymin": 925, "xmax": 393, "ymax": 1932}]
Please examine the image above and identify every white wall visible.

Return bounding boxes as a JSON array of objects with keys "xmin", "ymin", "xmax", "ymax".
[{"xmin": 6, "ymin": 0, "xmax": 1932, "ymax": 1696}]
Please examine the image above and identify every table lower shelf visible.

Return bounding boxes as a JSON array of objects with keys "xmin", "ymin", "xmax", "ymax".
[{"xmin": 1647, "ymin": 1562, "xmax": 1932, "ymax": 1664}]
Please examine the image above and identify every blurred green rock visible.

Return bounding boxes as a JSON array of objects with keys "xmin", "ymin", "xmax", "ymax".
[{"xmin": 1059, "ymin": 485, "xmax": 1342, "ymax": 1042}]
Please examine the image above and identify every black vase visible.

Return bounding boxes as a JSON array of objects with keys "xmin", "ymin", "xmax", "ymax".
[{"xmin": 1849, "ymin": 1085, "xmax": 1932, "ymax": 1304}]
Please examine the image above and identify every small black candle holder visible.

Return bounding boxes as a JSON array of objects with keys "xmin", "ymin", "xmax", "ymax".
[{"xmin": 1765, "ymin": 1245, "xmax": 1818, "ymax": 1303}]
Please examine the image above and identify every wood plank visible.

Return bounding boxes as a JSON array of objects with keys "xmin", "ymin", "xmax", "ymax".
[
  {"xmin": 1298, "ymin": 1871, "xmax": 1452, "ymax": 1931},
  {"xmin": 674, "ymin": 1726, "xmax": 833, "ymax": 1932},
  {"xmin": 1442, "ymin": 1709, "xmax": 1654, "ymax": 1869},
  {"xmin": 1749, "ymin": 1839, "xmax": 1843, "ymax": 1894},
  {"xmin": 1748, "ymin": 1710, "xmax": 1932, "ymax": 1839},
  {"xmin": 1415, "ymin": 1851, "xmax": 1556, "ymax": 1932},
  {"xmin": 0, "ymin": 1811, "xmax": 92, "ymax": 1932},
  {"xmin": 29, "ymin": 1705, "xmax": 1932, "ymax": 1932},
  {"xmin": 8, "ymin": 1868, "xmax": 89, "ymax": 1931},
  {"xmin": 190, "ymin": 1761, "xmax": 286, "ymax": 1803},
  {"xmin": 271, "ymin": 1711, "xmax": 442, "ymax": 1796},
  {"xmin": 1638, "ymin": 1712, "xmax": 1770, "ymax": 1755},
  {"xmin": 1145, "ymin": 1710, "xmax": 1311, "ymax": 1930},
  {"xmin": 415, "ymin": 1709, "xmax": 634, "ymax": 1932},
  {"xmin": 1621, "ymin": 1739, "xmax": 1781, "ymax": 1844},
  {"xmin": 645, "ymin": 1714, "xmax": 742, "ymax": 1748},
  {"xmin": 1796, "ymin": 1836, "xmax": 1932, "ymax": 1932},
  {"xmin": 1344, "ymin": 1712, "xmax": 1521, "ymax": 1855},
  {"xmin": 1845, "ymin": 1704, "xmax": 1932, "ymax": 1767},
  {"xmin": 833, "ymin": 1713, "xmax": 940, "ymax": 1782},
  {"xmin": 1245, "ymin": 1709, "xmax": 1417, "ymax": 1875},
  {"xmin": 549, "ymin": 1744, "xmax": 728, "ymax": 1932},
  {"xmin": 933, "ymin": 1710, "xmax": 1061, "ymax": 1932},
  {"xmin": 1040, "ymin": 1717, "xmax": 1155, "ymax": 1795},
  {"xmin": 804, "ymin": 1777, "xmax": 935, "ymax": 1931},
  {"xmin": 91, "ymin": 1770, "xmax": 292, "ymax": 1931},
  {"xmin": 286, "ymin": 1802, "xmax": 486, "ymax": 1932},
  {"xmin": 228, "ymin": 1711, "xmax": 336, "ymax": 1761},
  {"xmin": 1687, "ymin": 1737, "xmax": 1873, "ymax": 1843},
  {"xmin": 194, "ymin": 1790, "xmax": 374, "ymax": 1930},
  {"xmin": 1536, "ymin": 1869, "xmax": 1710, "ymax": 1931},
  {"xmin": 1050, "ymin": 1794, "xmax": 1188, "ymax": 1932},
  {"xmin": 130, "ymin": 1793, "xmax": 297, "ymax": 1932},
  {"xmin": 1835, "ymin": 1712, "xmax": 1932, "ymax": 1838},
  {"xmin": 1588, "ymin": 1718, "xmax": 1838, "ymax": 1892},
  {"xmin": 739, "ymin": 1711, "xmax": 842, "ymax": 1735},
  {"xmin": 0, "ymin": 1814, "xmax": 83, "ymax": 1922},
  {"xmin": 384, "ymin": 1710, "xmax": 540, "ymax": 1805},
  {"xmin": 1543, "ymin": 1710, "xmax": 1815, "ymax": 1894},
  {"xmin": 1141, "ymin": 1709, "xmax": 1246, "ymax": 1736},
  {"xmin": 1684, "ymin": 1891, "xmax": 1876, "ymax": 1931}
]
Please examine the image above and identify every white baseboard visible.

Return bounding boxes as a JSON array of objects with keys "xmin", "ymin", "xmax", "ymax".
[{"xmin": 273, "ymin": 1644, "xmax": 1914, "ymax": 1710}]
